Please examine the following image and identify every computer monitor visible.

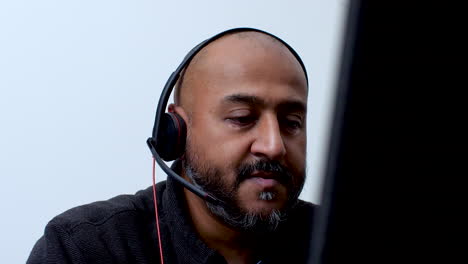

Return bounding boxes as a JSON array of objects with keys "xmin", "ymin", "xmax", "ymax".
[{"xmin": 307, "ymin": 1, "xmax": 454, "ymax": 262}]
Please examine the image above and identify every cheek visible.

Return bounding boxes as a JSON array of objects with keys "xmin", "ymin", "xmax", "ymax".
[
  {"xmin": 285, "ymin": 134, "xmax": 306, "ymax": 167},
  {"xmin": 188, "ymin": 115, "xmax": 252, "ymax": 180}
]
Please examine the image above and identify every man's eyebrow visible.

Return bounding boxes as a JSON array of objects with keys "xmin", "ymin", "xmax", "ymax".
[
  {"xmin": 223, "ymin": 94, "xmax": 265, "ymax": 106},
  {"xmin": 222, "ymin": 94, "xmax": 306, "ymax": 112}
]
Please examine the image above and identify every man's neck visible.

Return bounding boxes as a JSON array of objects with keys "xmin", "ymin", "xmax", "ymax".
[{"xmin": 183, "ymin": 187, "xmax": 260, "ymax": 264}]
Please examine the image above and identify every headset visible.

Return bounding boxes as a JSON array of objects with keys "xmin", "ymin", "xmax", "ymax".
[{"xmin": 146, "ymin": 27, "xmax": 308, "ymax": 206}]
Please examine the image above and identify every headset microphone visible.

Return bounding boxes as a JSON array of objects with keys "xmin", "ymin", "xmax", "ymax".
[
  {"xmin": 147, "ymin": 137, "xmax": 223, "ymax": 206},
  {"xmin": 147, "ymin": 27, "xmax": 308, "ymax": 206}
]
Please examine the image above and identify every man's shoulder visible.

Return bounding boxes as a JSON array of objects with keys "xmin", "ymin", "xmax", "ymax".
[
  {"xmin": 48, "ymin": 182, "xmax": 165, "ymax": 234},
  {"xmin": 28, "ymin": 183, "xmax": 167, "ymax": 263},
  {"xmin": 296, "ymin": 199, "xmax": 319, "ymax": 209},
  {"xmin": 294, "ymin": 199, "xmax": 319, "ymax": 218},
  {"xmin": 275, "ymin": 199, "xmax": 318, "ymax": 237},
  {"xmin": 265, "ymin": 200, "xmax": 318, "ymax": 263},
  {"xmin": 280, "ymin": 199, "xmax": 318, "ymax": 240}
]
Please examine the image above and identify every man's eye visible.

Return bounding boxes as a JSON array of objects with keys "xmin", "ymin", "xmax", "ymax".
[
  {"xmin": 283, "ymin": 119, "xmax": 303, "ymax": 131},
  {"xmin": 227, "ymin": 116, "xmax": 256, "ymax": 126}
]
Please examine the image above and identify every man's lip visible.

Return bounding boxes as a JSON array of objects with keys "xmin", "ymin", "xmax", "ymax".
[
  {"xmin": 250, "ymin": 177, "xmax": 279, "ymax": 188},
  {"xmin": 250, "ymin": 170, "xmax": 276, "ymax": 179}
]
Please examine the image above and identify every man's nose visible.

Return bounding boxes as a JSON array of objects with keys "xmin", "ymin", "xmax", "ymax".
[{"xmin": 250, "ymin": 115, "xmax": 286, "ymax": 160}]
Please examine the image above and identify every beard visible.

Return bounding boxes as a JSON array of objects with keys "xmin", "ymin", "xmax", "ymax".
[{"xmin": 183, "ymin": 144, "xmax": 305, "ymax": 233}]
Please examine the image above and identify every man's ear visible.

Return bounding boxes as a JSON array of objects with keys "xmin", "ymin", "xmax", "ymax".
[{"xmin": 168, "ymin": 104, "xmax": 189, "ymax": 124}]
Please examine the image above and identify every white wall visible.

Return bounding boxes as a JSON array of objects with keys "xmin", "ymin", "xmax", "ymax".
[{"xmin": 0, "ymin": 0, "xmax": 347, "ymax": 262}]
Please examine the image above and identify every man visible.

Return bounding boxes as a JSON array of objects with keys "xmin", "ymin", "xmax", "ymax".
[{"xmin": 28, "ymin": 29, "xmax": 316, "ymax": 264}]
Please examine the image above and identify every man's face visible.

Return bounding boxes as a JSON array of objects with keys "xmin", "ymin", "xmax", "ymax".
[{"xmin": 181, "ymin": 34, "xmax": 308, "ymax": 231}]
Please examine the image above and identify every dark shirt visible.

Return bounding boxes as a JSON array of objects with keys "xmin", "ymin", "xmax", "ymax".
[{"xmin": 28, "ymin": 164, "xmax": 317, "ymax": 263}]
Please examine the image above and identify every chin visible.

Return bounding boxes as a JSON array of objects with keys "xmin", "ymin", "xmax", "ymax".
[
  {"xmin": 239, "ymin": 180, "xmax": 288, "ymax": 206},
  {"xmin": 239, "ymin": 191, "xmax": 288, "ymax": 215}
]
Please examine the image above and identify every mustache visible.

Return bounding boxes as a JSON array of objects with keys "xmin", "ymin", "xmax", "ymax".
[{"xmin": 235, "ymin": 160, "xmax": 292, "ymax": 186}]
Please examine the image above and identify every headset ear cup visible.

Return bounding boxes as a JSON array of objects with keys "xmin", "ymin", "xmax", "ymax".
[{"xmin": 155, "ymin": 112, "xmax": 187, "ymax": 161}]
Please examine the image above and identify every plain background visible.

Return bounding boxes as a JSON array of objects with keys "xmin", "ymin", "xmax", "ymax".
[{"xmin": 0, "ymin": 0, "xmax": 347, "ymax": 262}]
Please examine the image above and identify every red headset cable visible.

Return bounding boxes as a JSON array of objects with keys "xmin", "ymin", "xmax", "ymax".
[{"xmin": 152, "ymin": 157, "xmax": 165, "ymax": 264}]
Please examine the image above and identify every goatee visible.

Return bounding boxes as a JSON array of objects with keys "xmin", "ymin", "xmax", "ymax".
[{"xmin": 183, "ymin": 154, "xmax": 305, "ymax": 233}]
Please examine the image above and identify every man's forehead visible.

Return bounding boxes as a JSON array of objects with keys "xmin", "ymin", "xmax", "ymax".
[{"xmin": 177, "ymin": 31, "xmax": 308, "ymax": 109}]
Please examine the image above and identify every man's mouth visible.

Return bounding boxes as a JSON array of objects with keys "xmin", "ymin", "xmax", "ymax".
[
  {"xmin": 235, "ymin": 161, "xmax": 292, "ymax": 188},
  {"xmin": 247, "ymin": 171, "xmax": 282, "ymax": 188},
  {"xmin": 250, "ymin": 170, "xmax": 276, "ymax": 179}
]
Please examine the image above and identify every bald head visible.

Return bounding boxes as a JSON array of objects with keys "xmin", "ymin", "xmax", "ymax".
[{"xmin": 174, "ymin": 31, "xmax": 307, "ymax": 116}]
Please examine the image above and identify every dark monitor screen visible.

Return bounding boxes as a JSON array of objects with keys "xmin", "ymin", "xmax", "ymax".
[{"xmin": 307, "ymin": 1, "xmax": 455, "ymax": 263}]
